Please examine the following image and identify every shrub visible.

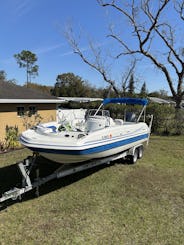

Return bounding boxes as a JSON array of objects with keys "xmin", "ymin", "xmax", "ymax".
[
  {"xmin": 22, "ymin": 112, "xmax": 43, "ymax": 129},
  {"xmin": 146, "ymin": 103, "xmax": 184, "ymax": 135},
  {"xmin": 5, "ymin": 125, "xmax": 20, "ymax": 149},
  {"xmin": 0, "ymin": 140, "xmax": 6, "ymax": 152},
  {"xmin": 173, "ymin": 108, "xmax": 184, "ymax": 135}
]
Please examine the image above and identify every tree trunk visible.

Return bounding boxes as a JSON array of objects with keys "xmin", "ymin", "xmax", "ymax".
[{"xmin": 174, "ymin": 108, "xmax": 184, "ymax": 135}]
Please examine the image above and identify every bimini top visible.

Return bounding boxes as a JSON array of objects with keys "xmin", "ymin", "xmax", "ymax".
[{"xmin": 103, "ymin": 97, "xmax": 148, "ymax": 106}]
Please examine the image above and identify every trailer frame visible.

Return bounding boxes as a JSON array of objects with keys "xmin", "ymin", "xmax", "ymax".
[{"xmin": 0, "ymin": 144, "xmax": 144, "ymax": 204}]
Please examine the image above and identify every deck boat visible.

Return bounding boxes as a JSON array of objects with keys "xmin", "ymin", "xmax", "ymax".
[{"xmin": 19, "ymin": 97, "xmax": 151, "ymax": 164}]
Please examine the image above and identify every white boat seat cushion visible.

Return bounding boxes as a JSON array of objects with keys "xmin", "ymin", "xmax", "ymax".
[
  {"xmin": 109, "ymin": 117, "xmax": 116, "ymax": 126},
  {"xmin": 114, "ymin": 119, "xmax": 124, "ymax": 125}
]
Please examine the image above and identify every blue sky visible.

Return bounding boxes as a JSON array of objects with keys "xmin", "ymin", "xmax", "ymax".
[{"xmin": 0, "ymin": 0, "xmax": 177, "ymax": 94}]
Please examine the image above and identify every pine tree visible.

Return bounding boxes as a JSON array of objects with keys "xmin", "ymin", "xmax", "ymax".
[
  {"xmin": 14, "ymin": 50, "xmax": 38, "ymax": 86},
  {"xmin": 128, "ymin": 74, "xmax": 135, "ymax": 96},
  {"xmin": 140, "ymin": 82, "xmax": 147, "ymax": 97}
]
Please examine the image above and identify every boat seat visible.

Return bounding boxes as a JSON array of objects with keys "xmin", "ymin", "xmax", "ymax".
[
  {"xmin": 114, "ymin": 119, "xmax": 124, "ymax": 125},
  {"xmin": 109, "ymin": 117, "xmax": 116, "ymax": 126}
]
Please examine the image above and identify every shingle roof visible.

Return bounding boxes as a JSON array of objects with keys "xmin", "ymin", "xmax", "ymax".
[{"xmin": 0, "ymin": 80, "xmax": 56, "ymax": 99}]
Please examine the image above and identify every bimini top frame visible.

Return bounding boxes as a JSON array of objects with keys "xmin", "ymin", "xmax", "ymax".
[{"xmin": 95, "ymin": 97, "xmax": 148, "ymax": 122}]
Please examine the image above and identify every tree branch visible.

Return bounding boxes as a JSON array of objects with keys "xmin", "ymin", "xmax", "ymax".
[
  {"xmin": 175, "ymin": 0, "xmax": 184, "ymax": 20},
  {"xmin": 64, "ymin": 24, "xmax": 120, "ymax": 96}
]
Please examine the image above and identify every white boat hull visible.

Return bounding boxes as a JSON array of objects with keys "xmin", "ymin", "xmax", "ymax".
[
  {"xmin": 38, "ymin": 135, "xmax": 148, "ymax": 164},
  {"xmin": 20, "ymin": 122, "xmax": 149, "ymax": 164}
]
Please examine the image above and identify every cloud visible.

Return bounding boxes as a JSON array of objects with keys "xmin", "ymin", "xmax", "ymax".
[
  {"xmin": 59, "ymin": 39, "xmax": 110, "ymax": 57},
  {"xmin": 60, "ymin": 45, "xmax": 93, "ymax": 57},
  {"xmin": 60, "ymin": 50, "xmax": 74, "ymax": 57},
  {"xmin": 1, "ymin": 43, "xmax": 64, "ymax": 65},
  {"xmin": 33, "ymin": 43, "xmax": 64, "ymax": 55},
  {"xmin": 60, "ymin": 46, "xmax": 90, "ymax": 57},
  {"xmin": 13, "ymin": 0, "xmax": 36, "ymax": 17},
  {"xmin": 60, "ymin": 43, "xmax": 105, "ymax": 57}
]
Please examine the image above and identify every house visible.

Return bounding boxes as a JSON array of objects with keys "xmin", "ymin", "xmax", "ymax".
[{"xmin": 0, "ymin": 80, "xmax": 63, "ymax": 141}]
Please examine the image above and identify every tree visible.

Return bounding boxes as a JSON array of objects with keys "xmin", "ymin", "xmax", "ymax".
[
  {"xmin": 0, "ymin": 70, "xmax": 17, "ymax": 84},
  {"xmin": 140, "ymin": 82, "xmax": 147, "ymax": 97},
  {"xmin": 98, "ymin": 0, "xmax": 184, "ymax": 108},
  {"xmin": 0, "ymin": 70, "xmax": 6, "ymax": 81},
  {"xmin": 52, "ymin": 72, "xmax": 95, "ymax": 97},
  {"xmin": 127, "ymin": 74, "xmax": 135, "ymax": 96},
  {"xmin": 121, "ymin": 59, "xmax": 137, "ymax": 96},
  {"xmin": 25, "ymin": 82, "xmax": 52, "ymax": 95},
  {"xmin": 14, "ymin": 50, "xmax": 38, "ymax": 86}
]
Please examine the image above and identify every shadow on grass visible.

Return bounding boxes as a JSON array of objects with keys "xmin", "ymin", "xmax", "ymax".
[{"xmin": 0, "ymin": 155, "xmax": 118, "ymax": 210}]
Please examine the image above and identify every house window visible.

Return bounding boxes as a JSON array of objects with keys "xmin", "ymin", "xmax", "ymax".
[
  {"xmin": 17, "ymin": 106, "xmax": 25, "ymax": 116},
  {"xmin": 29, "ymin": 106, "xmax": 37, "ymax": 116}
]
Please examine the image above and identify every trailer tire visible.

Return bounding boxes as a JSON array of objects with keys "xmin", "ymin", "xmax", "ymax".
[
  {"xmin": 138, "ymin": 146, "xmax": 143, "ymax": 159},
  {"xmin": 129, "ymin": 148, "xmax": 138, "ymax": 164}
]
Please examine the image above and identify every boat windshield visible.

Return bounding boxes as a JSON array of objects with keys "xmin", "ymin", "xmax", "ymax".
[{"xmin": 86, "ymin": 109, "xmax": 110, "ymax": 118}]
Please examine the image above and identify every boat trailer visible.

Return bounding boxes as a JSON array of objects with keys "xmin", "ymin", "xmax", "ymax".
[{"xmin": 0, "ymin": 144, "xmax": 144, "ymax": 205}]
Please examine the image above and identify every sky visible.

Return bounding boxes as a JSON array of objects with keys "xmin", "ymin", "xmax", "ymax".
[{"xmin": 0, "ymin": 0, "xmax": 181, "ymax": 94}]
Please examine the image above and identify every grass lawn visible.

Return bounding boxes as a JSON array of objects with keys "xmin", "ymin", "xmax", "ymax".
[{"xmin": 0, "ymin": 135, "xmax": 184, "ymax": 245}]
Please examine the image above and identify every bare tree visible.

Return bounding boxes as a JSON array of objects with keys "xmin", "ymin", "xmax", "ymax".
[
  {"xmin": 65, "ymin": 25, "xmax": 123, "ymax": 97},
  {"xmin": 97, "ymin": 0, "xmax": 184, "ymax": 108}
]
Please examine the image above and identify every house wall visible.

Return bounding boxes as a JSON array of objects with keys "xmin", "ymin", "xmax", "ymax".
[{"xmin": 0, "ymin": 103, "xmax": 56, "ymax": 141}]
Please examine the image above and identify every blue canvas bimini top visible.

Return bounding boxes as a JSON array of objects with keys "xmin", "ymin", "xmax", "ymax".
[{"xmin": 103, "ymin": 98, "xmax": 148, "ymax": 106}]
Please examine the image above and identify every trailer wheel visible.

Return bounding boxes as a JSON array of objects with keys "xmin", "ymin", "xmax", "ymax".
[
  {"xmin": 129, "ymin": 148, "xmax": 138, "ymax": 164},
  {"xmin": 138, "ymin": 146, "xmax": 143, "ymax": 159}
]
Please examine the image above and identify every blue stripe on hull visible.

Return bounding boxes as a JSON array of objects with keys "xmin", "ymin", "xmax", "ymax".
[{"xmin": 28, "ymin": 134, "xmax": 148, "ymax": 156}]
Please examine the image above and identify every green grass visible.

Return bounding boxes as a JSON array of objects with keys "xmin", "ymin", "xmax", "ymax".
[{"xmin": 0, "ymin": 136, "xmax": 184, "ymax": 245}]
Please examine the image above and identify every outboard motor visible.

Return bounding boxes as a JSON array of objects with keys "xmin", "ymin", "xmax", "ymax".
[{"xmin": 125, "ymin": 112, "xmax": 136, "ymax": 122}]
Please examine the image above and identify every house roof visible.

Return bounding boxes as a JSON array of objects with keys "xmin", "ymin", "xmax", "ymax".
[
  {"xmin": 0, "ymin": 80, "xmax": 56, "ymax": 100},
  {"xmin": 0, "ymin": 99, "xmax": 65, "ymax": 104},
  {"xmin": 148, "ymin": 96, "xmax": 175, "ymax": 104}
]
